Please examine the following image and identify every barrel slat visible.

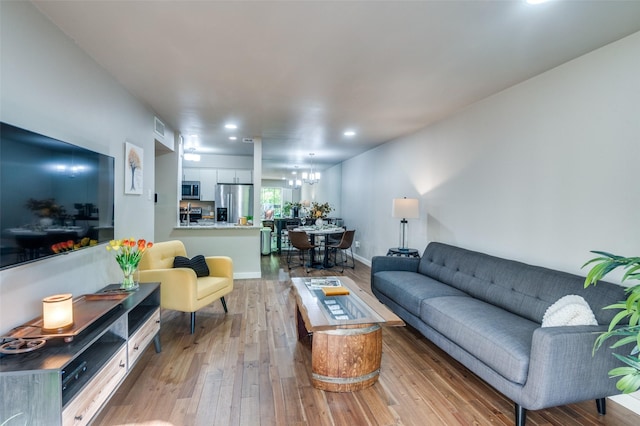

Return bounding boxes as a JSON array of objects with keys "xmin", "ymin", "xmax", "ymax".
[{"xmin": 311, "ymin": 324, "xmax": 382, "ymax": 392}]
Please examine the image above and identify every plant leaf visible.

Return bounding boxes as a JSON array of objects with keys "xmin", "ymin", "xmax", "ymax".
[
  {"xmin": 612, "ymin": 353, "xmax": 640, "ymax": 370},
  {"xmin": 615, "ymin": 373, "xmax": 640, "ymax": 393}
]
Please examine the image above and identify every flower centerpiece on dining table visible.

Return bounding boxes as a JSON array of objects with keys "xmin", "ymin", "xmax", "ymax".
[
  {"xmin": 25, "ymin": 197, "xmax": 65, "ymax": 227},
  {"xmin": 106, "ymin": 238, "xmax": 153, "ymax": 291},
  {"xmin": 309, "ymin": 202, "xmax": 333, "ymax": 226}
]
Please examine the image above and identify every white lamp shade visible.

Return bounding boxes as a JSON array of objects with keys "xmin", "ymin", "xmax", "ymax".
[
  {"xmin": 42, "ymin": 293, "xmax": 74, "ymax": 331},
  {"xmin": 392, "ymin": 198, "xmax": 419, "ymax": 219}
]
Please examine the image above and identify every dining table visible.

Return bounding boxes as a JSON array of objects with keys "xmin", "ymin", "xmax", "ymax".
[{"xmin": 294, "ymin": 225, "xmax": 345, "ymax": 269}]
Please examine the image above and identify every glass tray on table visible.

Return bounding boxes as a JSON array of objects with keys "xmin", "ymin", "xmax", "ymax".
[{"xmin": 297, "ymin": 277, "xmax": 385, "ymax": 326}]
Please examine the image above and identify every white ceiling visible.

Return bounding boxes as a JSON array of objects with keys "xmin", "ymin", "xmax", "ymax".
[{"xmin": 33, "ymin": 0, "xmax": 640, "ymax": 179}]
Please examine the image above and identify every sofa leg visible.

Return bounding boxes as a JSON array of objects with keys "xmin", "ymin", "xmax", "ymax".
[
  {"xmin": 190, "ymin": 312, "xmax": 196, "ymax": 334},
  {"xmin": 596, "ymin": 397, "xmax": 606, "ymax": 415},
  {"xmin": 220, "ymin": 296, "xmax": 228, "ymax": 313},
  {"xmin": 515, "ymin": 404, "xmax": 526, "ymax": 426}
]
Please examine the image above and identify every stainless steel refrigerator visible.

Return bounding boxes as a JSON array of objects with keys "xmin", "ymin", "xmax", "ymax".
[{"xmin": 215, "ymin": 184, "xmax": 253, "ymax": 223}]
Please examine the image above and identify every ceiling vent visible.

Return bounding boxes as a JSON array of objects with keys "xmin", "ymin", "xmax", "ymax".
[{"xmin": 154, "ymin": 117, "xmax": 165, "ymax": 138}]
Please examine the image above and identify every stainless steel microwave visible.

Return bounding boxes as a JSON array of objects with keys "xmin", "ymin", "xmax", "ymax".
[{"xmin": 181, "ymin": 181, "xmax": 200, "ymax": 200}]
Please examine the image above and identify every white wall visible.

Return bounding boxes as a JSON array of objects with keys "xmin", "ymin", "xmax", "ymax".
[
  {"xmin": 154, "ymin": 136, "xmax": 181, "ymax": 244},
  {"xmin": 0, "ymin": 2, "xmax": 173, "ymax": 331},
  {"xmin": 342, "ymin": 31, "xmax": 640, "ymax": 411},
  {"xmin": 343, "ymin": 31, "xmax": 640, "ymax": 279},
  {"xmin": 300, "ymin": 163, "xmax": 342, "ymax": 218},
  {"xmin": 251, "ymin": 167, "xmax": 344, "ymax": 222}
]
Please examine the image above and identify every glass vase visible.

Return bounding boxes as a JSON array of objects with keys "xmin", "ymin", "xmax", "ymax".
[{"xmin": 120, "ymin": 263, "xmax": 139, "ymax": 291}]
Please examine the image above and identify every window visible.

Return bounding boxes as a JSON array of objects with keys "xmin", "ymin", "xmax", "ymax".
[{"xmin": 261, "ymin": 187, "xmax": 282, "ymax": 219}]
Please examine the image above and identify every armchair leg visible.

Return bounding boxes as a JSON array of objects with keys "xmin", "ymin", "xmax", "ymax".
[
  {"xmin": 515, "ymin": 404, "xmax": 526, "ymax": 426},
  {"xmin": 190, "ymin": 312, "xmax": 196, "ymax": 334},
  {"xmin": 596, "ymin": 398, "xmax": 606, "ymax": 415},
  {"xmin": 220, "ymin": 296, "xmax": 228, "ymax": 313}
]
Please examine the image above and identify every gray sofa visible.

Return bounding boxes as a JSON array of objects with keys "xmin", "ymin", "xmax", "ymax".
[{"xmin": 371, "ymin": 242, "xmax": 627, "ymax": 426}]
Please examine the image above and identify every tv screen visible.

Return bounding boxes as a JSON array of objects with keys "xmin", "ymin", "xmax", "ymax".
[{"xmin": 0, "ymin": 122, "xmax": 115, "ymax": 269}]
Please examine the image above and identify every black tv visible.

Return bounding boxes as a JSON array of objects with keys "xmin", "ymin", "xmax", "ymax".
[{"xmin": 0, "ymin": 122, "xmax": 115, "ymax": 269}]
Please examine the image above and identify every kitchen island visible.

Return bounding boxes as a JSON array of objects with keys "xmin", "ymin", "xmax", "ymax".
[{"xmin": 170, "ymin": 224, "xmax": 261, "ymax": 278}]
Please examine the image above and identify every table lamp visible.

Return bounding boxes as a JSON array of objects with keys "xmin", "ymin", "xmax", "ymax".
[
  {"xmin": 392, "ymin": 197, "xmax": 419, "ymax": 250},
  {"xmin": 42, "ymin": 293, "xmax": 74, "ymax": 333}
]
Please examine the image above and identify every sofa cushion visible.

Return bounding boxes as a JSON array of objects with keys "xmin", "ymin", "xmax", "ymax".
[
  {"xmin": 418, "ymin": 242, "xmax": 627, "ymax": 325},
  {"xmin": 373, "ymin": 271, "xmax": 469, "ymax": 316},
  {"xmin": 421, "ymin": 296, "xmax": 539, "ymax": 385},
  {"xmin": 174, "ymin": 255, "xmax": 210, "ymax": 277}
]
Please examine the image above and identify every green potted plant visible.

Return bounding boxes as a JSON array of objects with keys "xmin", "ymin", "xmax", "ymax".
[
  {"xmin": 284, "ymin": 202, "xmax": 301, "ymax": 218},
  {"xmin": 583, "ymin": 251, "xmax": 640, "ymax": 393}
]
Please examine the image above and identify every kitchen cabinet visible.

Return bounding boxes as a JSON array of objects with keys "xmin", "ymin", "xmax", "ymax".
[
  {"xmin": 183, "ymin": 168, "xmax": 252, "ymax": 199},
  {"xmin": 183, "ymin": 168, "xmax": 200, "ymax": 181},
  {"xmin": 235, "ymin": 169, "xmax": 253, "ymax": 183},
  {"xmin": 217, "ymin": 169, "xmax": 252, "ymax": 184},
  {"xmin": 199, "ymin": 169, "xmax": 216, "ymax": 201},
  {"xmin": 0, "ymin": 283, "xmax": 161, "ymax": 426}
]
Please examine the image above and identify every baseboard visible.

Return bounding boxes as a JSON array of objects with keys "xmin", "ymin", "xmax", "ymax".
[
  {"xmin": 609, "ymin": 393, "xmax": 640, "ymax": 415},
  {"xmin": 353, "ymin": 253, "xmax": 370, "ymax": 267},
  {"xmin": 234, "ymin": 272, "xmax": 261, "ymax": 279}
]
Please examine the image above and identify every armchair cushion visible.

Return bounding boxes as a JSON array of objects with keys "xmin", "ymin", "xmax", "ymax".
[
  {"xmin": 173, "ymin": 254, "xmax": 210, "ymax": 277},
  {"xmin": 197, "ymin": 276, "xmax": 231, "ymax": 299}
]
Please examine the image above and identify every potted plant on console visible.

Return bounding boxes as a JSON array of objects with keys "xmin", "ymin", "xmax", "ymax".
[
  {"xmin": 284, "ymin": 202, "xmax": 302, "ymax": 218},
  {"xmin": 583, "ymin": 251, "xmax": 640, "ymax": 393}
]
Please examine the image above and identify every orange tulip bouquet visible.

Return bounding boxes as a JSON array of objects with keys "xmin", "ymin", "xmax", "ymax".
[{"xmin": 106, "ymin": 238, "xmax": 153, "ymax": 291}]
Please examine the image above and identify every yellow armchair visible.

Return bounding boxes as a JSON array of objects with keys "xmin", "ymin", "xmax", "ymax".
[{"xmin": 138, "ymin": 240, "xmax": 233, "ymax": 334}]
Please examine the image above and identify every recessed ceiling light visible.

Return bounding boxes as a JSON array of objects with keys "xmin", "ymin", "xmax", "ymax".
[
  {"xmin": 225, "ymin": 123, "xmax": 237, "ymax": 129},
  {"xmin": 344, "ymin": 130, "xmax": 356, "ymax": 137},
  {"xmin": 526, "ymin": 0, "xmax": 551, "ymax": 4},
  {"xmin": 229, "ymin": 136, "xmax": 237, "ymax": 141}
]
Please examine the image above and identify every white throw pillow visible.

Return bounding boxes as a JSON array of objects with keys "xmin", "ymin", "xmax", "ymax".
[{"xmin": 541, "ymin": 295, "xmax": 598, "ymax": 327}]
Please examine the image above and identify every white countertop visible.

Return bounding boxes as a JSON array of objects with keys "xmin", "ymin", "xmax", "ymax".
[{"xmin": 174, "ymin": 224, "xmax": 261, "ymax": 230}]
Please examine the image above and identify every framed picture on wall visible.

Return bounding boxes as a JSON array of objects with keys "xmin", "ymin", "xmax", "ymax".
[{"xmin": 124, "ymin": 141, "xmax": 143, "ymax": 195}]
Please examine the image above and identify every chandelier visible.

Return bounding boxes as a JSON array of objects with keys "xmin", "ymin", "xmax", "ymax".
[
  {"xmin": 302, "ymin": 153, "xmax": 320, "ymax": 185},
  {"xmin": 288, "ymin": 167, "xmax": 302, "ymax": 189}
]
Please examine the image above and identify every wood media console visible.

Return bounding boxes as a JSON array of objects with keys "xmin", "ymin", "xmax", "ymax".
[{"xmin": 0, "ymin": 283, "xmax": 161, "ymax": 425}]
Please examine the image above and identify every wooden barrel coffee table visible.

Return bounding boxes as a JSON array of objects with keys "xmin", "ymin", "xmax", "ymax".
[{"xmin": 291, "ymin": 277, "xmax": 404, "ymax": 392}]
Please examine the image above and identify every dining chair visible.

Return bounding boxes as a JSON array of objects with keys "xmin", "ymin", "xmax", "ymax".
[
  {"xmin": 328, "ymin": 229, "xmax": 356, "ymax": 272},
  {"xmin": 287, "ymin": 230, "xmax": 316, "ymax": 273},
  {"xmin": 281, "ymin": 224, "xmax": 297, "ymax": 252}
]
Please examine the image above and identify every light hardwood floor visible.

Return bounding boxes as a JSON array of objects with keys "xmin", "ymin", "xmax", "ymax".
[{"xmin": 94, "ymin": 253, "xmax": 639, "ymax": 426}]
